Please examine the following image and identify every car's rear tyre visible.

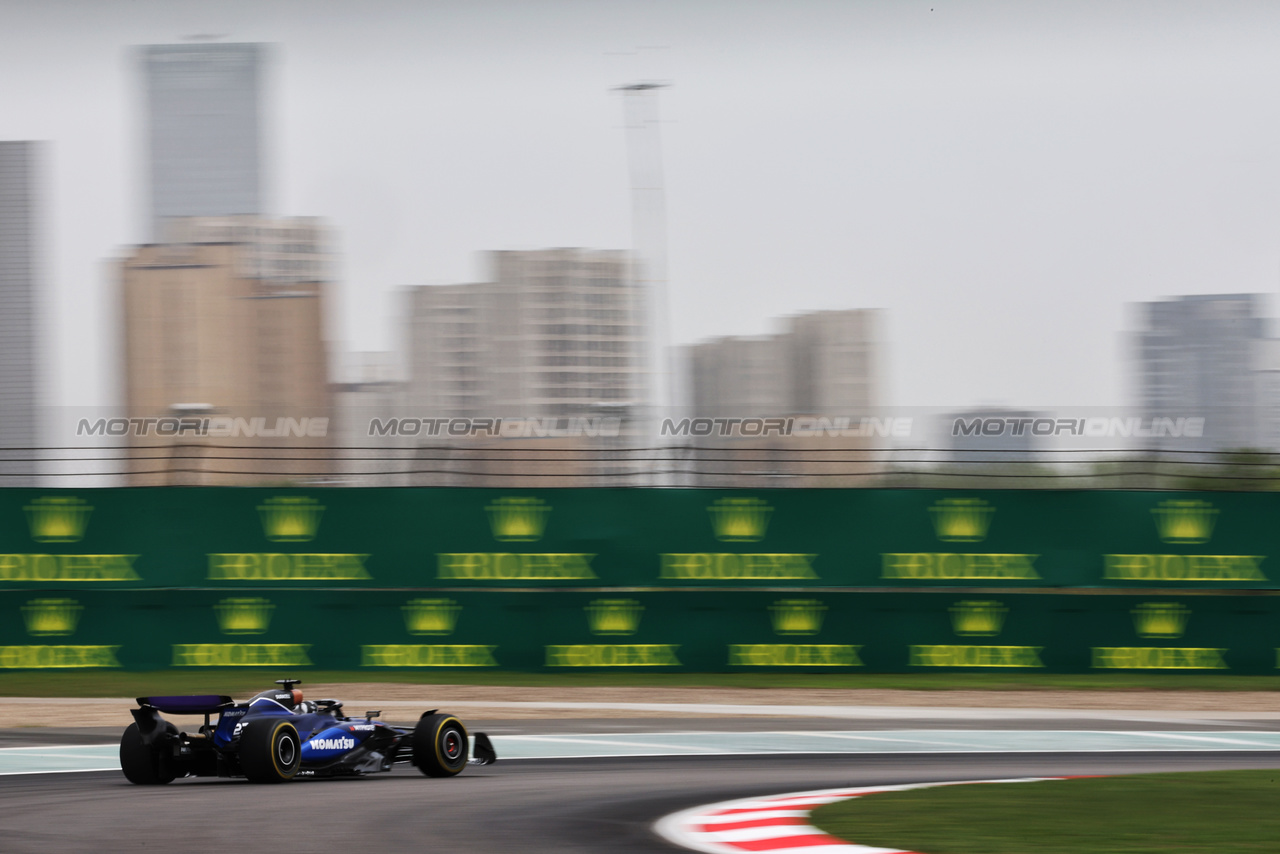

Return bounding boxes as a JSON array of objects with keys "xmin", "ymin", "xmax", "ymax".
[
  {"xmin": 120, "ymin": 721, "xmax": 177, "ymax": 785},
  {"xmin": 413, "ymin": 713, "xmax": 468, "ymax": 777},
  {"xmin": 240, "ymin": 719, "xmax": 301, "ymax": 783}
]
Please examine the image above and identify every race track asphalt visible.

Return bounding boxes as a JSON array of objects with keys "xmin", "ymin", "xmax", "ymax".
[{"xmin": 4, "ymin": 750, "xmax": 1280, "ymax": 853}]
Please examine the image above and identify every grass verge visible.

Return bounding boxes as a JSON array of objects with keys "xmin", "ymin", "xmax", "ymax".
[
  {"xmin": 1, "ymin": 671, "xmax": 1280, "ymax": 697},
  {"xmin": 810, "ymin": 771, "xmax": 1280, "ymax": 853}
]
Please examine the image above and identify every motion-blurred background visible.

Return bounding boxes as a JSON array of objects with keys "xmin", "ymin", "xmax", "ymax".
[{"xmin": 4, "ymin": 1, "xmax": 1280, "ymax": 487}]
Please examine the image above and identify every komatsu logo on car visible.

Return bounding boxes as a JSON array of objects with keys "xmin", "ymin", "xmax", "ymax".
[{"xmin": 308, "ymin": 736, "xmax": 356, "ymax": 751}]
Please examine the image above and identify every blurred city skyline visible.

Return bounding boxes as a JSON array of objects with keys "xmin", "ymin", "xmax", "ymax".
[{"xmin": 5, "ymin": 1, "xmax": 1280, "ymax": 413}]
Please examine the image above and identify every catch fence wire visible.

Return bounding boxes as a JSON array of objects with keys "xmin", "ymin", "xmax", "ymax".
[{"xmin": 2, "ymin": 444, "xmax": 1280, "ymax": 488}]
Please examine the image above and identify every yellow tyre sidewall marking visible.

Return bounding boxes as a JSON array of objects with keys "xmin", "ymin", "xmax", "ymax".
[
  {"xmin": 434, "ymin": 717, "xmax": 467, "ymax": 770},
  {"xmin": 270, "ymin": 721, "xmax": 297, "ymax": 779}
]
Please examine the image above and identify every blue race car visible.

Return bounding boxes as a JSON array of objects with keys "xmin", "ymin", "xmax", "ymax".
[{"xmin": 120, "ymin": 679, "xmax": 496, "ymax": 784}]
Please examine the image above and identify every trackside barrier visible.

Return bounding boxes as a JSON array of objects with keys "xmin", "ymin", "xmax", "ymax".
[{"xmin": 1, "ymin": 488, "xmax": 1279, "ymax": 673}]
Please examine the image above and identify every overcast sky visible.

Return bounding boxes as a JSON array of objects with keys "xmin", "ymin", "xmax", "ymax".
[{"xmin": 4, "ymin": 0, "xmax": 1280, "ymax": 411}]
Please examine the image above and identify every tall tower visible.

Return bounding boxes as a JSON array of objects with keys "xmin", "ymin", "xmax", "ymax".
[
  {"xmin": 141, "ymin": 42, "xmax": 266, "ymax": 240},
  {"xmin": 616, "ymin": 83, "xmax": 671, "ymax": 421},
  {"xmin": 0, "ymin": 141, "xmax": 42, "ymax": 485}
]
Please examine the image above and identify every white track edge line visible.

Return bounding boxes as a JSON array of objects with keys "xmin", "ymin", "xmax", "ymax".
[{"xmin": 8, "ymin": 743, "xmax": 1280, "ymax": 777}]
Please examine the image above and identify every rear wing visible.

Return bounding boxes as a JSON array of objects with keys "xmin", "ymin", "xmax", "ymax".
[{"xmin": 136, "ymin": 695, "xmax": 235, "ymax": 715}]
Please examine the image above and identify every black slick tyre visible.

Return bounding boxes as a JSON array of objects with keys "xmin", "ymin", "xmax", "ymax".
[
  {"xmin": 239, "ymin": 719, "xmax": 302, "ymax": 783},
  {"xmin": 120, "ymin": 722, "xmax": 177, "ymax": 785},
  {"xmin": 413, "ymin": 713, "xmax": 468, "ymax": 777}
]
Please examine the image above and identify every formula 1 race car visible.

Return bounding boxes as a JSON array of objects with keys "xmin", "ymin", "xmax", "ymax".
[{"xmin": 120, "ymin": 679, "xmax": 496, "ymax": 784}]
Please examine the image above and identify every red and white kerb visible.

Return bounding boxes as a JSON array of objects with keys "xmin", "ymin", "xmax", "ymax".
[{"xmin": 654, "ymin": 777, "xmax": 1068, "ymax": 854}]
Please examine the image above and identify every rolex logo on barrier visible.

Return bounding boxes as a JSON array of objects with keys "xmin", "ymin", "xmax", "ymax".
[
  {"xmin": 708, "ymin": 498, "xmax": 773, "ymax": 543},
  {"xmin": 929, "ymin": 498, "xmax": 994, "ymax": 543},
  {"xmin": 949, "ymin": 600, "xmax": 1007, "ymax": 637},
  {"xmin": 587, "ymin": 599, "xmax": 643, "ymax": 636},
  {"xmin": 403, "ymin": 598, "xmax": 462, "ymax": 636},
  {"xmin": 769, "ymin": 599, "xmax": 826, "ymax": 636},
  {"xmin": 664, "ymin": 497, "xmax": 814, "ymax": 581},
  {"xmin": 258, "ymin": 497, "xmax": 324, "ymax": 543},
  {"xmin": 1151, "ymin": 500, "xmax": 1218, "ymax": 545},
  {"xmin": 487, "ymin": 497, "xmax": 551, "ymax": 542},
  {"xmin": 25, "ymin": 497, "xmax": 93, "ymax": 543},
  {"xmin": 21, "ymin": 598, "xmax": 83, "ymax": 636},
  {"xmin": 1132, "ymin": 602, "xmax": 1190, "ymax": 639},
  {"xmin": 885, "ymin": 500, "xmax": 1032, "ymax": 581},
  {"xmin": 7, "ymin": 499, "xmax": 137, "ymax": 583},
  {"xmin": 215, "ymin": 598, "xmax": 275, "ymax": 635}
]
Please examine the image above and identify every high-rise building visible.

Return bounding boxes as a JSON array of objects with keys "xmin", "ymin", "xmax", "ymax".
[
  {"xmin": 686, "ymin": 309, "xmax": 884, "ymax": 416},
  {"xmin": 786, "ymin": 309, "xmax": 882, "ymax": 414},
  {"xmin": 406, "ymin": 283, "xmax": 489, "ymax": 418},
  {"xmin": 685, "ymin": 335, "xmax": 789, "ymax": 417},
  {"xmin": 119, "ymin": 219, "xmax": 332, "ymax": 484},
  {"xmin": 0, "ymin": 141, "xmax": 42, "ymax": 485},
  {"xmin": 1254, "ymin": 338, "xmax": 1280, "ymax": 452},
  {"xmin": 399, "ymin": 249, "xmax": 643, "ymax": 485},
  {"xmin": 680, "ymin": 309, "xmax": 884, "ymax": 487},
  {"xmin": 332, "ymin": 351, "xmax": 405, "ymax": 486},
  {"xmin": 160, "ymin": 215, "xmax": 331, "ymax": 285},
  {"xmin": 406, "ymin": 249, "xmax": 645, "ymax": 418},
  {"xmin": 142, "ymin": 43, "xmax": 266, "ymax": 239},
  {"xmin": 1129, "ymin": 294, "xmax": 1267, "ymax": 450}
]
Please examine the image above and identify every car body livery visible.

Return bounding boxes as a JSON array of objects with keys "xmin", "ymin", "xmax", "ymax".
[{"xmin": 120, "ymin": 679, "xmax": 496, "ymax": 784}]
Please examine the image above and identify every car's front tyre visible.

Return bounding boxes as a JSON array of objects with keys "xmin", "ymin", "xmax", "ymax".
[
  {"xmin": 413, "ymin": 713, "xmax": 468, "ymax": 777},
  {"xmin": 120, "ymin": 722, "xmax": 177, "ymax": 785},
  {"xmin": 240, "ymin": 719, "xmax": 302, "ymax": 783}
]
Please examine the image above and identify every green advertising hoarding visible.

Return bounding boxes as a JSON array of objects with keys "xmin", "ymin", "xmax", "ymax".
[
  {"xmin": 0, "ymin": 487, "xmax": 1278, "ymax": 672},
  {"xmin": 0, "ymin": 488, "xmax": 1268, "ymax": 589},
  {"xmin": 1, "ymin": 589, "xmax": 1277, "ymax": 673}
]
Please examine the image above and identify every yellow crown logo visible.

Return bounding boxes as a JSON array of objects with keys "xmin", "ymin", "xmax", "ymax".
[
  {"xmin": 708, "ymin": 498, "xmax": 773, "ymax": 542},
  {"xmin": 950, "ymin": 600, "xmax": 1007, "ymax": 637},
  {"xmin": 1151, "ymin": 500, "xmax": 1217, "ymax": 545},
  {"xmin": 769, "ymin": 599, "xmax": 827, "ymax": 636},
  {"xmin": 402, "ymin": 599, "xmax": 462, "ymax": 636},
  {"xmin": 214, "ymin": 597, "xmax": 276, "ymax": 635},
  {"xmin": 487, "ymin": 497, "xmax": 551, "ymax": 542},
  {"xmin": 25, "ymin": 497, "xmax": 93, "ymax": 543},
  {"xmin": 21, "ymin": 598, "xmax": 83, "ymax": 636},
  {"xmin": 586, "ymin": 599, "xmax": 644, "ymax": 636},
  {"xmin": 1132, "ymin": 603, "xmax": 1190, "ymax": 638},
  {"xmin": 930, "ymin": 498, "xmax": 994, "ymax": 543},
  {"xmin": 258, "ymin": 497, "xmax": 324, "ymax": 542}
]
